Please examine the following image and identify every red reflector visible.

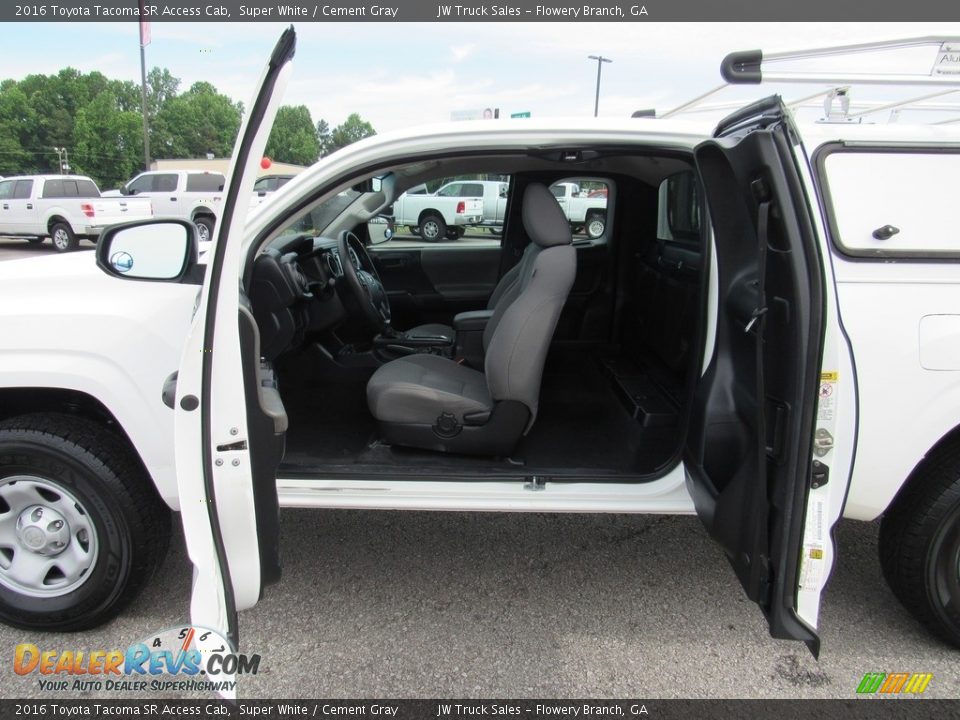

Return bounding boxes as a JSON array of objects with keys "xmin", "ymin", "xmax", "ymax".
[
  {"xmin": 80, "ymin": 203, "xmax": 95, "ymax": 218},
  {"xmin": 456, "ymin": 201, "xmax": 465, "ymax": 214}
]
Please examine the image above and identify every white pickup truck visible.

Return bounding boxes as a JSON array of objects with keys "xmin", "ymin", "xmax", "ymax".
[
  {"xmin": 105, "ymin": 170, "xmax": 225, "ymax": 243},
  {"xmin": 0, "ymin": 175, "xmax": 153, "ymax": 252},
  {"xmin": 389, "ymin": 184, "xmax": 483, "ymax": 241},
  {"xmin": 3, "ymin": 30, "xmax": 960, "ymax": 665},
  {"xmin": 552, "ymin": 182, "xmax": 608, "ymax": 239}
]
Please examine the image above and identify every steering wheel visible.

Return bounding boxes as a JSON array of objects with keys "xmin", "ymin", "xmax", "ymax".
[{"xmin": 337, "ymin": 230, "xmax": 391, "ymax": 330}]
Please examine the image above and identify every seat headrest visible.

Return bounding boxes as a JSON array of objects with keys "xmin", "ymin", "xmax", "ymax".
[{"xmin": 522, "ymin": 183, "xmax": 573, "ymax": 248}]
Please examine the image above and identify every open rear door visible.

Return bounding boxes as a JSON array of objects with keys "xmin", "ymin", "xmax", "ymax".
[
  {"xmin": 686, "ymin": 96, "xmax": 855, "ymax": 656},
  {"xmin": 173, "ymin": 27, "xmax": 296, "ymax": 657}
]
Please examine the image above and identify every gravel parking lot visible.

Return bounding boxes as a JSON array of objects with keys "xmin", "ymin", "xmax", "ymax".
[{"xmin": 0, "ymin": 241, "xmax": 957, "ymax": 702}]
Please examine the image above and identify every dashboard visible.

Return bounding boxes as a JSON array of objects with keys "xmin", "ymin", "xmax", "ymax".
[{"xmin": 248, "ymin": 234, "xmax": 358, "ymax": 361}]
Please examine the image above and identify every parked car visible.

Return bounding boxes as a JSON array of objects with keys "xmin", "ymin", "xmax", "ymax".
[
  {"xmin": 389, "ymin": 183, "xmax": 484, "ymax": 240},
  {"xmin": 254, "ymin": 174, "xmax": 295, "ymax": 195},
  {"xmin": 2, "ymin": 30, "xmax": 960, "ymax": 665},
  {"xmin": 0, "ymin": 175, "xmax": 153, "ymax": 251},
  {"xmin": 551, "ymin": 181, "xmax": 608, "ymax": 239},
  {"xmin": 104, "ymin": 170, "xmax": 225, "ymax": 243}
]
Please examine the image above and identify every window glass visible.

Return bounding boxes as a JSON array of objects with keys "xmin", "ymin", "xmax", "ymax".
[
  {"xmin": 127, "ymin": 175, "xmax": 153, "ymax": 194},
  {"xmin": 0, "ymin": 180, "xmax": 14, "ymax": 200},
  {"xmin": 77, "ymin": 179, "xmax": 100, "ymax": 197},
  {"xmin": 13, "ymin": 180, "xmax": 33, "ymax": 199},
  {"xmin": 42, "ymin": 180, "xmax": 64, "ymax": 198},
  {"xmin": 550, "ymin": 177, "xmax": 610, "ymax": 241},
  {"xmin": 186, "ymin": 173, "xmax": 225, "ymax": 192},
  {"xmin": 62, "ymin": 180, "xmax": 79, "ymax": 197},
  {"xmin": 253, "ymin": 177, "xmax": 273, "ymax": 192},
  {"xmin": 273, "ymin": 189, "xmax": 363, "ymax": 243},
  {"xmin": 436, "ymin": 183, "xmax": 463, "ymax": 197},
  {"xmin": 657, "ymin": 171, "xmax": 700, "ymax": 242},
  {"xmin": 373, "ymin": 174, "xmax": 512, "ymax": 249},
  {"xmin": 154, "ymin": 174, "xmax": 179, "ymax": 192}
]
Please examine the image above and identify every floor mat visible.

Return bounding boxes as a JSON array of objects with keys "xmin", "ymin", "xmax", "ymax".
[{"xmin": 280, "ymin": 355, "xmax": 680, "ymax": 477}]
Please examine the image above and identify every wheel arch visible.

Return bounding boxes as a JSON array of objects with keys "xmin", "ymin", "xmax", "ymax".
[
  {"xmin": 0, "ymin": 384, "xmax": 177, "ymax": 510},
  {"xmin": 880, "ymin": 423, "xmax": 960, "ymax": 519},
  {"xmin": 191, "ymin": 208, "xmax": 216, "ymax": 222},
  {"xmin": 46, "ymin": 215, "xmax": 70, "ymax": 234},
  {"xmin": 417, "ymin": 208, "xmax": 442, "ymax": 225}
]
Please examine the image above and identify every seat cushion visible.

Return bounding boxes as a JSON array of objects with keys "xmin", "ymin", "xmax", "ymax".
[
  {"xmin": 367, "ymin": 354, "xmax": 492, "ymax": 426},
  {"xmin": 405, "ymin": 323, "xmax": 454, "ymax": 343}
]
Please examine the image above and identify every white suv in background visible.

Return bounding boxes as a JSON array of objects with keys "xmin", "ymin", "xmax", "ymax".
[{"xmin": 106, "ymin": 169, "xmax": 225, "ymax": 242}]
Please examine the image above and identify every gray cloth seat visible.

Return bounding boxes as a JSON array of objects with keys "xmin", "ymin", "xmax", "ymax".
[
  {"xmin": 404, "ymin": 249, "xmax": 526, "ymax": 343},
  {"xmin": 366, "ymin": 183, "xmax": 576, "ymax": 455},
  {"xmin": 366, "ymin": 353, "xmax": 491, "ymax": 426}
]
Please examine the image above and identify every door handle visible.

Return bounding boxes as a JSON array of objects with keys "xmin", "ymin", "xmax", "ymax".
[
  {"xmin": 26, "ymin": 203, "xmax": 33, "ymax": 209},
  {"xmin": 1, "ymin": 204, "xmax": 7, "ymax": 210},
  {"xmin": 169, "ymin": 197, "xmax": 177, "ymax": 201}
]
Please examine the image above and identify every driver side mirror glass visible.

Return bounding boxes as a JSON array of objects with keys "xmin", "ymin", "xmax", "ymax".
[
  {"xmin": 368, "ymin": 215, "xmax": 395, "ymax": 245},
  {"xmin": 96, "ymin": 220, "xmax": 197, "ymax": 282}
]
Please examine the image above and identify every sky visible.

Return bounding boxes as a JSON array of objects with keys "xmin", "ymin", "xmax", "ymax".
[{"xmin": 2, "ymin": 21, "xmax": 959, "ymax": 133}]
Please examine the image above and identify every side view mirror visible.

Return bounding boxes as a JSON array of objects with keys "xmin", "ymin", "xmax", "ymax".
[
  {"xmin": 369, "ymin": 215, "xmax": 395, "ymax": 245},
  {"xmin": 95, "ymin": 219, "xmax": 200, "ymax": 284},
  {"xmin": 119, "ymin": 185, "xmax": 133, "ymax": 196},
  {"xmin": 258, "ymin": 190, "xmax": 267, "ymax": 197}
]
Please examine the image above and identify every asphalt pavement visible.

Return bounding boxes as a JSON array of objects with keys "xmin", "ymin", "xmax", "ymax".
[{"xmin": 0, "ymin": 241, "xmax": 957, "ymax": 702}]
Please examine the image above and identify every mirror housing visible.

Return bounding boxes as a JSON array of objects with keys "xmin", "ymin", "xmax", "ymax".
[{"xmin": 96, "ymin": 219, "xmax": 201, "ymax": 284}]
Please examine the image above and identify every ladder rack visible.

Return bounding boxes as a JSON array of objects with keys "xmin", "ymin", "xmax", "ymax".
[{"xmin": 661, "ymin": 37, "xmax": 960, "ymax": 124}]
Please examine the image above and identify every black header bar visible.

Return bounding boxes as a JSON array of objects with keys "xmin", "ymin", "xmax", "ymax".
[{"xmin": 2, "ymin": 0, "xmax": 959, "ymax": 22}]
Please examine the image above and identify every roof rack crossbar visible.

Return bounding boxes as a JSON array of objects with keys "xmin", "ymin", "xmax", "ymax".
[{"xmin": 722, "ymin": 36, "xmax": 960, "ymax": 87}]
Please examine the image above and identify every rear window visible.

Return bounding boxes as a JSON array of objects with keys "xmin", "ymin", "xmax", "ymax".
[
  {"xmin": 186, "ymin": 174, "xmax": 225, "ymax": 192},
  {"xmin": 41, "ymin": 179, "xmax": 100, "ymax": 198}
]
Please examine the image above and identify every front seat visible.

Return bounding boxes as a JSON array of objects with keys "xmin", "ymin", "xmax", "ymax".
[
  {"xmin": 366, "ymin": 183, "xmax": 576, "ymax": 455},
  {"xmin": 404, "ymin": 252, "xmax": 525, "ymax": 344}
]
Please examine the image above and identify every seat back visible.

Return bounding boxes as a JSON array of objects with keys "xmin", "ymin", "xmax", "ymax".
[{"xmin": 482, "ymin": 183, "xmax": 576, "ymax": 425}]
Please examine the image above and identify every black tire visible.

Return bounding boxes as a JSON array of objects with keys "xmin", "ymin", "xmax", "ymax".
[
  {"xmin": 194, "ymin": 216, "xmax": 216, "ymax": 244},
  {"xmin": 0, "ymin": 413, "xmax": 171, "ymax": 631},
  {"xmin": 50, "ymin": 223, "xmax": 78, "ymax": 253},
  {"xmin": 879, "ymin": 440, "xmax": 960, "ymax": 647},
  {"xmin": 446, "ymin": 227, "xmax": 466, "ymax": 240},
  {"xmin": 26, "ymin": 237, "xmax": 44, "ymax": 245},
  {"xmin": 418, "ymin": 213, "xmax": 446, "ymax": 243},
  {"xmin": 585, "ymin": 212, "xmax": 606, "ymax": 239}
]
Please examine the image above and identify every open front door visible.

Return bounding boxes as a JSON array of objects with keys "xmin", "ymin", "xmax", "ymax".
[
  {"xmin": 173, "ymin": 28, "xmax": 296, "ymax": 653},
  {"xmin": 686, "ymin": 96, "xmax": 854, "ymax": 656}
]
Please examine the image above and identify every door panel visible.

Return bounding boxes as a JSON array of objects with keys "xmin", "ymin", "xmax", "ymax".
[
  {"xmin": 175, "ymin": 27, "xmax": 294, "ymax": 656},
  {"xmin": 687, "ymin": 97, "xmax": 835, "ymax": 655},
  {"xmin": 370, "ymin": 245, "xmax": 502, "ymax": 328}
]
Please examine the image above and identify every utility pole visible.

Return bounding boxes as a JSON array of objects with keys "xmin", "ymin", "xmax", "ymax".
[
  {"xmin": 138, "ymin": 0, "xmax": 151, "ymax": 170},
  {"xmin": 588, "ymin": 55, "xmax": 612, "ymax": 117}
]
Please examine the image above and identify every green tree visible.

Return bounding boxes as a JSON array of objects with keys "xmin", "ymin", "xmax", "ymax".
[
  {"xmin": 0, "ymin": 85, "xmax": 36, "ymax": 175},
  {"xmin": 327, "ymin": 113, "xmax": 376, "ymax": 155},
  {"xmin": 146, "ymin": 67, "xmax": 180, "ymax": 118},
  {"xmin": 265, "ymin": 105, "xmax": 320, "ymax": 165},
  {"xmin": 315, "ymin": 118, "xmax": 331, "ymax": 157},
  {"xmin": 152, "ymin": 81, "xmax": 241, "ymax": 160},
  {"xmin": 72, "ymin": 92, "xmax": 143, "ymax": 188}
]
